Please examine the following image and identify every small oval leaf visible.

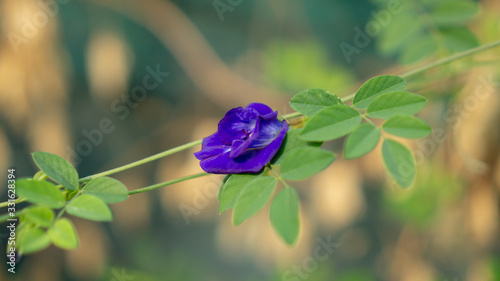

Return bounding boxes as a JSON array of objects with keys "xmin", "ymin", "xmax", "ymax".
[
  {"xmin": 344, "ymin": 123, "xmax": 381, "ymax": 159},
  {"xmin": 66, "ymin": 194, "xmax": 112, "ymax": 222},
  {"xmin": 300, "ymin": 105, "xmax": 362, "ymax": 141},
  {"xmin": 49, "ymin": 218, "xmax": 79, "ymax": 250},
  {"xmin": 382, "ymin": 139, "xmax": 416, "ymax": 188},
  {"xmin": 21, "ymin": 206, "xmax": 54, "ymax": 227},
  {"xmin": 232, "ymin": 176, "xmax": 277, "ymax": 226},
  {"xmin": 82, "ymin": 177, "xmax": 128, "ymax": 204},
  {"xmin": 281, "ymin": 147, "xmax": 336, "ymax": 181},
  {"xmin": 382, "ymin": 115, "xmax": 431, "ymax": 138},
  {"xmin": 367, "ymin": 91, "xmax": 427, "ymax": 119},
  {"xmin": 271, "ymin": 128, "xmax": 322, "ymax": 165},
  {"xmin": 290, "ymin": 89, "xmax": 343, "ymax": 116},
  {"xmin": 18, "ymin": 226, "xmax": 51, "ymax": 255},
  {"xmin": 353, "ymin": 75, "xmax": 407, "ymax": 109},
  {"xmin": 219, "ymin": 174, "xmax": 256, "ymax": 213},
  {"xmin": 270, "ymin": 187, "xmax": 300, "ymax": 245},
  {"xmin": 17, "ymin": 179, "xmax": 65, "ymax": 208},
  {"xmin": 32, "ymin": 152, "xmax": 79, "ymax": 190}
]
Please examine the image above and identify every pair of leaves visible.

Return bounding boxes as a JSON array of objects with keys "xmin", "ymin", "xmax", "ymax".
[
  {"xmin": 219, "ymin": 173, "xmax": 301, "ymax": 245},
  {"xmin": 17, "ymin": 218, "xmax": 79, "ymax": 254},
  {"xmin": 343, "ymin": 115, "xmax": 431, "ymax": 160},
  {"xmin": 66, "ymin": 176, "xmax": 128, "ymax": 221},
  {"xmin": 289, "ymin": 89, "xmax": 361, "ymax": 141}
]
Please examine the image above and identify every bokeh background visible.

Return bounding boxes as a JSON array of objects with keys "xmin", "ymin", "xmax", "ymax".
[{"xmin": 0, "ymin": 0, "xmax": 499, "ymax": 280}]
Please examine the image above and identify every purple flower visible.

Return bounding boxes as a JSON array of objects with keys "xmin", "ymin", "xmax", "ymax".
[{"xmin": 194, "ymin": 103, "xmax": 288, "ymax": 174}]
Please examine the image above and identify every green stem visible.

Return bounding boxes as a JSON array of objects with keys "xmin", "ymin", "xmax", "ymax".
[
  {"xmin": 0, "ymin": 198, "xmax": 26, "ymax": 208},
  {"xmin": 79, "ymin": 139, "xmax": 202, "ymax": 181},
  {"xmin": 269, "ymin": 166, "xmax": 290, "ymax": 188},
  {"xmin": 53, "ymin": 189, "xmax": 83, "ymax": 223},
  {"xmin": 362, "ymin": 114, "xmax": 378, "ymax": 128},
  {"xmin": 282, "ymin": 39, "xmax": 500, "ymax": 121},
  {"xmin": 128, "ymin": 172, "xmax": 209, "ymax": 195},
  {"xmin": 400, "ymin": 39, "xmax": 500, "ymax": 78}
]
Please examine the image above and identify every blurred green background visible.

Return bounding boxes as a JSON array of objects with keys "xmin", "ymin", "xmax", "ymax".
[{"xmin": 0, "ymin": 0, "xmax": 499, "ymax": 280}]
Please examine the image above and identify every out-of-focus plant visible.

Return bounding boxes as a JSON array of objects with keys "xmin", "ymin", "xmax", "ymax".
[
  {"xmin": 1, "ymin": 37, "xmax": 499, "ymax": 258},
  {"xmin": 373, "ymin": 0, "xmax": 479, "ymax": 64}
]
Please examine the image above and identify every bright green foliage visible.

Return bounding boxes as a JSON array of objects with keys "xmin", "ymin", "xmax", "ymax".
[
  {"xmin": 271, "ymin": 128, "xmax": 322, "ymax": 165},
  {"xmin": 374, "ymin": 0, "xmax": 479, "ymax": 64},
  {"xmin": 17, "ymin": 226, "xmax": 51, "ymax": 254},
  {"xmin": 82, "ymin": 177, "xmax": 128, "ymax": 204},
  {"xmin": 367, "ymin": 91, "xmax": 427, "ymax": 119},
  {"xmin": 289, "ymin": 89, "xmax": 343, "ymax": 116},
  {"xmin": 32, "ymin": 152, "xmax": 79, "ymax": 190},
  {"xmin": 66, "ymin": 194, "xmax": 113, "ymax": 222},
  {"xmin": 382, "ymin": 115, "xmax": 431, "ymax": 138},
  {"xmin": 232, "ymin": 176, "xmax": 277, "ymax": 226},
  {"xmin": 343, "ymin": 123, "xmax": 381, "ymax": 159},
  {"xmin": 382, "ymin": 139, "xmax": 416, "ymax": 188},
  {"xmin": 49, "ymin": 218, "xmax": 79, "ymax": 249},
  {"xmin": 270, "ymin": 187, "xmax": 300, "ymax": 245},
  {"xmin": 353, "ymin": 75, "xmax": 407, "ymax": 109},
  {"xmin": 219, "ymin": 174, "xmax": 256, "ymax": 213},
  {"xmin": 431, "ymin": 0, "xmax": 478, "ymax": 24},
  {"xmin": 17, "ymin": 179, "xmax": 65, "ymax": 208},
  {"xmin": 21, "ymin": 206, "xmax": 54, "ymax": 228},
  {"xmin": 300, "ymin": 105, "xmax": 362, "ymax": 141},
  {"xmin": 281, "ymin": 147, "xmax": 336, "ymax": 181}
]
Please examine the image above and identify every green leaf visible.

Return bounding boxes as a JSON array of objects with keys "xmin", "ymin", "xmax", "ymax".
[
  {"xmin": 217, "ymin": 175, "xmax": 231, "ymax": 201},
  {"xmin": 377, "ymin": 13, "xmax": 423, "ymax": 55},
  {"xmin": 66, "ymin": 194, "xmax": 112, "ymax": 222},
  {"xmin": 49, "ymin": 218, "xmax": 79, "ymax": 249},
  {"xmin": 219, "ymin": 174, "xmax": 256, "ymax": 213},
  {"xmin": 382, "ymin": 139, "xmax": 416, "ymax": 188},
  {"xmin": 82, "ymin": 177, "xmax": 128, "ymax": 204},
  {"xmin": 431, "ymin": 0, "xmax": 478, "ymax": 25},
  {"xmin": 367, "ymin": 91, "xmax": 427, "ymax": 119},
  {"xmin": 382, "ymin": 115, "xmax": 431, "ymax": 138},
  {"xmin": 353, "ymin": 75, "xmax": 407, "ymax": 109},
  {"xmin": 21, "ymin": 206, "xmax": 54, "ymax": 227},
  {"xmin": 289, "ymin": 89, "xmax": 343, "ymax": 116},
  {"xmin": 271, "ymin": 128, "xmax": 322, "ymax": 165},
  {"xmin": 343, "ymin": 123, "xmax": 381, "ymax": 159},
  {"xmin": 32, "ymin": 152, "xmax": 79, "ymax": 190},
  {"xmin": 270, "ymin": 187, "xmax": 300, "ymax": 245},
  {"xmin": 281, "ymin": 147, "xmax": 336, "ymax": 181},
  {"xmin": 18, "ymin": 226, "xmax": 51, "ymax": 255},
  {"xmin": 17, "ymin": 179, "xmax": 65, "ymax": 208},
  {"xmin": 232, "ymin": 176, "xmax": 277, "ymax": 226},
  {"xmin": 441, "ymin": 26, "xmax": 479, "ymax": 53},
  {"xmin": 300, "ymin": 105, "xmax": 362, "ymax": 141}
]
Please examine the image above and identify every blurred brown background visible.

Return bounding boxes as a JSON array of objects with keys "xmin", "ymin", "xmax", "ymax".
[{"xmin": 0, "ymin": 0, "xmax": 499, "ymax": 280}]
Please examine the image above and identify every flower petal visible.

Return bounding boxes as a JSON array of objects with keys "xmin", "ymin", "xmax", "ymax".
[
  {"xmin": 199, "ymin": 121, "xmax": 288, "ymax": 174},
  {"xmin": 217, "ymin": 107, "xmax": 259, "ymax": 145}
]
